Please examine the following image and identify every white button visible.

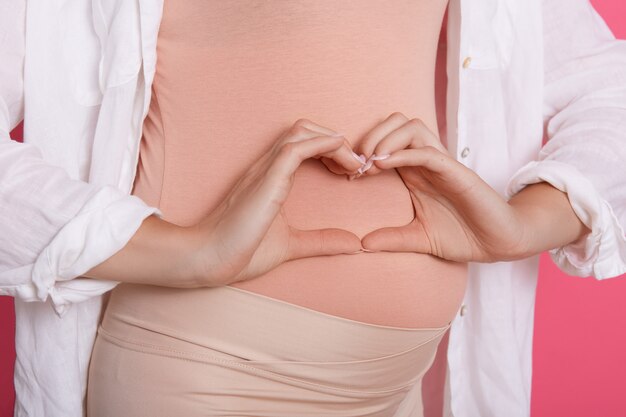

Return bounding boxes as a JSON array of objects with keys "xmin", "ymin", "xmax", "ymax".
[
  {"xmin": 460, "ymin": 147, "xmax": 470, "ymax": 158},
  {"xmin": 462, "ymin": 56, "xmax": 472, "ymax": 69},
  {"xmin": 459, "ymin": 304, "xmax": 468, "ymax": 317}
]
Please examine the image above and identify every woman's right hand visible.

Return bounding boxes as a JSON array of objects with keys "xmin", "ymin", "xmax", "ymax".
[{"xmin": 188, "ymin": 119, "xmax": 367, "ymax": 287}]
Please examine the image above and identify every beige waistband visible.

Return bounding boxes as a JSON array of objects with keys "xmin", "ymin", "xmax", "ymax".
[{"xmin": 101, "ymin": 284, "xmax": 449, "ymax": 399}]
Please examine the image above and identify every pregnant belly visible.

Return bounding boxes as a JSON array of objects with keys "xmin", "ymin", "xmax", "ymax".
[{"xmin": 231, "ymin": 158, "xmax": 468, "ymax": 328}]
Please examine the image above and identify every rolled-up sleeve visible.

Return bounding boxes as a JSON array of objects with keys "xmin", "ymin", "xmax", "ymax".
[
  {"xmin": 0, "ymin": 0, "xmax": 162, "ymax": 316},
  {"xmin": 505, "ymin": 0, "xmax": 626, "ymax": 279}
]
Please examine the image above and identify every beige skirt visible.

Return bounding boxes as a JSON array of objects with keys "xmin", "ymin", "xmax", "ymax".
[{"xmin": 87, "ymin": 285, "xmax": 449, "ymax": 417}]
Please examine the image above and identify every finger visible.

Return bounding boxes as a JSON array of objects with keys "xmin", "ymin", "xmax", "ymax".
[
  {"xmin": 218, "ymin": 135, "xmax": 347, "ymax": 241},
  {"xmin": 355, "ymin": 112, "xmax": 410, "ymax": 160},
  {"xmin": 273, "ymin": 124, "xmax": 336, "ymax": 156},
  {"xmin": 287, "ymin": 227, "xmax": 362, "ymax": 260},
  {"xmin": 371, "ymin": 146, "xmax": 452, "ymax": 176},
  {"xmin": 373, "ymin": 117, "xmax": 446, "ymax": 160},
  {"xmin": 262, "ymin": 118, "xmax": 342, "ymax": 176},
  {"xmin": 276, "ymin": 119, "xmax": 348, "ymax": 155},
  {"xmin": 255, "ymin": 124, "xmax": 343, "ymax": 187},
  {"xmin": 226, "ymin": 134, "xmax": 346, "ymax": 232},
  {"xmin": 353, "ymin": 112, "xmax": 406, "ymax": 177},
  {"xmin": 319, "ymin": 157, "xmax": 350, "ymax": 176},
  {"xmin": 317, "ymin": 140, "xmax": 367, "ymax": 175},
  {"xmin": 265, "ymin": 134, "xmax": 350, "ymax": 184},
  {"xmin": 361, "ymin": 223, "xmax": 432, "ymax": 254},
  {"xmin": 290, "ymin": 118, "xmax": 343, "ymax": 138},
  {"xmin": 365, "ymin": 118, "xmax": 444, "ymax": 177},
  {"xmin": 287, "ymin": 120, "xmax": 364, "ymax": 175},
  {"xmin": 373, "ymin": 147, "xmax": 483, "ymax": 196}
]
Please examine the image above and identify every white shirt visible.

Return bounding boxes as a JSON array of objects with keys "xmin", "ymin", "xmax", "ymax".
[{"xmin": 0, "ymin": 0, "xmax": 624, "ymax": 416}]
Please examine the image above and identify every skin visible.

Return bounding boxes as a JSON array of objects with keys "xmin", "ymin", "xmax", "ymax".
[
  {"xmin": 84, "ymin": 113, "xmax": 590, "ymax": 287},
  {"xmin": 84, "ymin": 119, "xmax": 365, "ymax": 287},
  {"xmin": 354, "ymin": 112, "xmax": 591, "ymax": 262}
]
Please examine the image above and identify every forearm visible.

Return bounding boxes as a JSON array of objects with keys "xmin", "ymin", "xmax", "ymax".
[
  {"xmin": 507, "ymin": 181, "xmax": 591, "ymax": 260},
  {"xmin": 83, "ymin": 214, "xmax": 202, "ymax": 288}
]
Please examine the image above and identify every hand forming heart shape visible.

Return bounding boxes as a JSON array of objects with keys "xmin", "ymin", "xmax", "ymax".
[
  {"xmin": 316, "ymin": 111, "xmax": 532, "ymax": 265},
  {"xmin": 344, "ymin": 112, "xmax": 527, "ymax": 262},
  {"xmin": 193, "ymin": 110, "xmax": 538, "ymax": 287}
]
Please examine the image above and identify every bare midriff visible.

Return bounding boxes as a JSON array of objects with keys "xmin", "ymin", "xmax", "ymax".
[{"xmin": 122, "ymin": 0, "xmax": 467, "ymax": 328}]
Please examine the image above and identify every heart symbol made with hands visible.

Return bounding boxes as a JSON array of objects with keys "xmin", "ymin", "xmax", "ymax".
[
  {"xmin": 207, "ymin": 110, "xmax": 548, "ymax": 286},
  {"xmin": 313, "ymin": 111, "xmax": 530, "ymax": 264}
]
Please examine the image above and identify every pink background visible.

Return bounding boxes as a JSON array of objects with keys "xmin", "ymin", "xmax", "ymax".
[{"xmin": 1, "ymin": 1, "xmax": 625, "ymax": 415}]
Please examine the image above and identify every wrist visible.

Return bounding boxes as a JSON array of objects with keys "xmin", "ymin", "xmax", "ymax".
[
  {"xmin": 507, "ymin": 181, "xmax": 591, "ymax": 260},
  {"xmin": 83, "ymin": 214, "xmax": 205, "ymax": 287},
  {"xmin": 171, "ymin": 223, "xmax": 212, "ymax": 287},
  {"xmin": 184, "ymin": 220, "xmax": 230, "ymax": 288}
]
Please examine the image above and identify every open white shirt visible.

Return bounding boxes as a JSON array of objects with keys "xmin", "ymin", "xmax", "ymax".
[{"xmin": 1, "ymin": 0, "xmax": 625, "ymax": 416}]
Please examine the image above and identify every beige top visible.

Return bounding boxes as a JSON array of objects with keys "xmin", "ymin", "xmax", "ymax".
[{"xmin": 127, "ymin": 0, "xmax": 466, "ymax": 328}]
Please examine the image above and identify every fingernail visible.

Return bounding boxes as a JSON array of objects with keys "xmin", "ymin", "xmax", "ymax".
[
  {"xmin": 370, "ymin": 153, "xmax": 390, "ymax": 160},
  {"xmin": 347, "ymin": 249, "xmax": 364, "ymax": 254},
  {"xmin": 351, "ymin": 150, "xmax": 366, "ymax": 164},
  {"xmin": 361, "ymin": 248, "xmax": 375, "ymax": 252},
  {"xmin": 357, "ymin": 159, "xmax": 374, "ymax": 174},
  {"xmin": 349, "ymin": 172, "xmax": 362, "ymax": 180}
]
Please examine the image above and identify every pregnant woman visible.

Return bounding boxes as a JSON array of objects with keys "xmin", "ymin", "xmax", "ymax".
[{"xmin": 86, "ymin": 1, "xmax": 467, "ymax": 415}]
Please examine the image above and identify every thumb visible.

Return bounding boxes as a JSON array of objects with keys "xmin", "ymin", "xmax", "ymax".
[
  {"xmin": 361, "ymin": 224, "xmax": 431, "ymax": 254},
  {"xmin": 287, "ymin": 227, "xmax": 362, "ymax": 260}
]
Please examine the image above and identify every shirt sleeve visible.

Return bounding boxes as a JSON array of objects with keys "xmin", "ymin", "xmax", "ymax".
[
  {"xmin": 505, "ymin": 0, "xmax": 626, "ymax": 279},
  {"xmin": 0, "ymin": 1, "xmax": 163, "ymax": 317}
]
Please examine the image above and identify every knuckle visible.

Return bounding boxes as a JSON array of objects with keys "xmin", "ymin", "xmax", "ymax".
[
  {"xmin": 290, "ymin": 124, "xmax": 311, "ymax": 137},
  {"xmin": 279, "ymin": 141, "xmax": 297, "ymax": 156},
  {"xmin": 293, "ymin": 118, "xmax": 311, "ymax": 128},
  {"xmin": 388, "ymin": 111, "xmax": 408, "ymax": 121},
  {"xmin": 420, "ymin": 145, "xmax": 441, "ymax": 158},
  {"xmin": 407, "ymin": 117, "xmax": 426, "ymax": 129},
  {"xmin": 278, "ymin": 141, "xmax": 304, "ymax": 163}
]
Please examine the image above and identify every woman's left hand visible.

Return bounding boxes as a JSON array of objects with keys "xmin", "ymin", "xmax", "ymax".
[{"xmin": 354, "ymin": 112, "xmax": 531, "ymax": 263}]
